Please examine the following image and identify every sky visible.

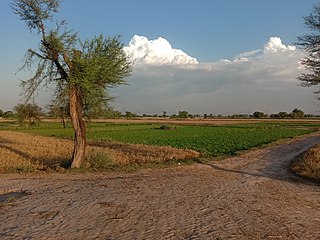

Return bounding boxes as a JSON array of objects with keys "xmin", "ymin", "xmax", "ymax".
[{"xmin": 0, "ymin": 0, "xmax": 320, "ymax": 115}]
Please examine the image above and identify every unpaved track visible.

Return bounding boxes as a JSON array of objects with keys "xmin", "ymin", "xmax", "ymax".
[{"xmin": 1, "ymin": 134, "xmax": 320, "ymax": 240}]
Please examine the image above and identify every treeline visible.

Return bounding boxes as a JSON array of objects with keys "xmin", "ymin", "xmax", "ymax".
[{"xmin": 0, "ymin": 104, "xmax": 318, "ymax": 126}]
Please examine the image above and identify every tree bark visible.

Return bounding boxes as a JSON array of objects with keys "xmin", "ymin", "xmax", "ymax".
[{"xmin": 69, "ymin": 85, "xmax": 86, "ymax": 168}]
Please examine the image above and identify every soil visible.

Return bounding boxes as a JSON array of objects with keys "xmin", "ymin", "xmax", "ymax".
[{"xmin": 1, "ymin": 134, "xmax": 320, "ymax": 239}]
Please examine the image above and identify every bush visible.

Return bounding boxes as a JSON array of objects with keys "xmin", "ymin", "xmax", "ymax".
[
  {"xmin": 291, "ymin": 144, "xmax": 320, "ymax": 180},
  {"xmin": 159, "ymin": 125, "xmax": 177, "ymax": 130}
]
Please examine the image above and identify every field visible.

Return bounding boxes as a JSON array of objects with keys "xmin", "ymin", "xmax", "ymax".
[
  {"xmin": 1, "ymin": 120, "xmax": 320, "ymax": 238},
  {"xmin": 0, "ymin": 119, "xmax": 319, "ymax": 173},
  {"xmin": 1, "ymin": 131, "xmax": 320, "ymax": 239}
]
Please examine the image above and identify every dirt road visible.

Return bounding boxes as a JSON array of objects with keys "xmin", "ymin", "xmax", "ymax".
[{"xmin": 1, "ymin": 134, "xmax": 320, "ymax": 239}]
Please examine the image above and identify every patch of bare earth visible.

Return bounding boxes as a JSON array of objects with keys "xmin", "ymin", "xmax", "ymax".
[
  {"xmin": 0, "ymin": 131, "xmax": 198, "ymax": 172},
  {"xmin": 0, "ymin": 133, "xmax": 320, "ymax": 239}
]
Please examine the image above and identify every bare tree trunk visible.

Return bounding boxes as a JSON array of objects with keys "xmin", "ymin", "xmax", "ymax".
[{"xmin": 69, "ymin": 86, "xmax": 86, "ymax": 168}]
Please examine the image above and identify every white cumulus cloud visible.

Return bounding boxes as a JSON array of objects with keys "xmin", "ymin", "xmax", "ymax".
[
  {"xmin": 112, "ymin": 36, "xmax": 316, "ymax": 115},
  {"xmin": 263, "ymin": 37, "xmax": 296, "ymax": 54},
  {"xmin": 123, "ymin": 35, "xmax": 199, "ymax": 65}
]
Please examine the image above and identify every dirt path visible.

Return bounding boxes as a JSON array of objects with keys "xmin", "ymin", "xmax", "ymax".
[{"xmin": 1, "ymin": 134, "xmax": 320, "ymax": 240}]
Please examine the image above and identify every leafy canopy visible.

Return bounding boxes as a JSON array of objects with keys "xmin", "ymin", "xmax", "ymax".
[{"xmin": 11, "ymin": 0, "xmax": 132, "ymax": 112}]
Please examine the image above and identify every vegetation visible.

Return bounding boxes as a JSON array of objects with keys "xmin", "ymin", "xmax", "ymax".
[
  {"xmin": 14, "ymin": 103, "xmax": 43, "ymax": 126},
  {"xmin": 0, "ymin": 120, "xmax": 319, "ymax": 173},
  {"xmin": 293, "ymin": 4, "xmax": 320, "ymax": 181},
  {"xmin": 253, "ymin": 111, "xmax": 266, "ymax": 118},
  {"xmin": 291, "ymin": 144, "xmax": 320, "ymax": 180},
  {"xmin": 297, "ymin": 3, "xmax": 320, "ymax": 90},
  {"xmin": 269, "ymin": 108, "xmax": 305, "ymax": 119},
  {"xmin": 2, "ymin": 121, "xmax": 317, "ymax": 158},
  {"xmin": 12, "ymin": 0, "xmax": 132, "ymax": 168},
  {"xmin": 0, "ymin": 130, "xmax": 198, "ymax": 173}
]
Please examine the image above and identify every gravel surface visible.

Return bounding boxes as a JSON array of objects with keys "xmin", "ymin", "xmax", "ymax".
[{"xmin": 1, "ymin": 134, "xmax": 320, "ymax": 239}]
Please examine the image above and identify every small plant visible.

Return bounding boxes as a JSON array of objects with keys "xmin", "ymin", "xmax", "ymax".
[
  {"xmin": 85, "ymin": 152, "xmax": 116, "ymax": 170},
  {"xmin": 291, "ymin": 144, "xmax": 320, "ymax": 180},
  {"xmin": 159, "ymin": 125, "xmax": 176, "ymax": 130}
]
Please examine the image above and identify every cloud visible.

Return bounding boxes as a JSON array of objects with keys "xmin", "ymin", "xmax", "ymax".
[
  {"xmin": 263, "ymin": 37, "xmax": 296, "ymax": 54},
  {"xmin": 111, "ymin": 36, "xmax": 317, "ymax": 115},
  {"xmin": 123, "ymin": 35, "xmax": 199, "ymax": 65}
]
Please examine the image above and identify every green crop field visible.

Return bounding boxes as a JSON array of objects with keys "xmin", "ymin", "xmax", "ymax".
[{"xmin": 1, "ymin": 120, "xmax": 319, "ymax": 158}]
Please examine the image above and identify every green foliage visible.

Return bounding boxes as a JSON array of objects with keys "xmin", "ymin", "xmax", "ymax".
[
  {"xmin": 125, "ymin": 111, "xmax": 137, "ymax": 118},
  {"xmin": 252, "ymin": 111, "xmax": 265, "ymax": 118},
  {"xmin": 291, "ymin": 108, "xmax": 304, "ymax": 119},
  {"xmin": 12, "ymin": 0, "xmax": 132, "ymax": 167},
  {"xmin": 2, "ymin": 111, "xmax": 14, "ymax": 118},
  {"xmin": 12, "ymin": 0, "xmax": 132, "ymax": 120},
  {"xmin": 11, "ymin": 0, "xmax": 60, "ymax": 32},
  {"xmin": 0, "ymin": 109, "xmax": 3, "ymax": 117},
  {"xmin": 269, "ymin": 109, "xmax": 305, "ymax": 119},
  {"xmin": 14, "ymin": 103, "xmax": 43, "ymax": 126},
  {"xmin": 159, "ymin": 125, "xmax": 177, "ymax": 130},
  {"xmin": 71, "ymin": 35, "xmax": 132, "ymax": 115},
  {"xmin": 8, "ymin": 122, "xmax": 317, "ymax": 158},
  {"xmin": 177, "ymin": 111, "xmax": 188, "ymax": 118},
  {"xmin": 163, "ymin": 111, "xmax": 167, "ymax": 118}
]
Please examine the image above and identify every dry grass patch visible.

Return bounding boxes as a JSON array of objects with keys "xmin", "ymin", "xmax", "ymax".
[
  {"xmin": 0, "ymin": 131, "xmax": 199, "ymax": 172},
  {"xmin": 291, "ymin": 144, "xmax": 320, "ymax": 180}
]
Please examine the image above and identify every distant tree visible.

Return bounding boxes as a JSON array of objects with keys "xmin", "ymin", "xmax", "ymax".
[
  {"xmin": 12, "ymin": 0, "xmax": 132, "ymax": 168},
  {"xmin": 297, "ymin": 4, "xmax": 320, "ymax": 99},
  {"xmin": 278, "ymin": 112, "xmax": 288, "ymax": 119},
  {"xmin": 163, "ymin": 111, "xmax": 167, "ymax": 118},
  {"xmin": 178, "ymin": 111, "xmax": 189, "ymax": 118},
  {"xmin": 3, "ymin": 111, "xmax": 14, "ymax": 118},
  {"xmin": 103, "ymin": 109, "xmax": 121, "ymax": 119},
  {"xmin": 14, "ymin": 103, "xmax": 43, "ymax": 126},
  {"xmin": 125, "ymin": 111, "xmax": 136, "ymax": 118},
  {"xmin": 269, "ymin": 114, "xmax": 278, "ymax": 119},
  {"xmin": 0, "ymin": 109, "xmax": 3, "ymax": 117},
  {"xmin": 47, "ymin": 103, "xmax": 69, "ymax": 128},
  {"xmin": 203, "ymin": 113, "xmax": 208, "ymax": 119},
  {"xmin": 253, "ymin": 111, "xmax": 265, "ymax": 118},
  {"xmin": 291, "ymin": 108, "xmax": 305, "ymax": 119}
]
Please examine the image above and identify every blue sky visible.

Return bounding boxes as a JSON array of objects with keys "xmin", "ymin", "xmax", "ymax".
[{"xmin": 0, "ymin": 0, "xmax": 319, "ymax": 114}]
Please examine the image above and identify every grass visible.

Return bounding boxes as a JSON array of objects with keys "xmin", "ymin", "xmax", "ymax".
[
  {"xmin": 291, "ymin": 144, "xmax": 320, "ymax": 180},
  {"xmin": 0, "ymin": 120, "xmax": 319, "ymax": 173},
  {"xmin": 9, "ymin": 122, "xmax": 318, "ymax": 156},
  {"xmin": 0, "ymin": 130, "xmax": 199, "ymax": 173}
]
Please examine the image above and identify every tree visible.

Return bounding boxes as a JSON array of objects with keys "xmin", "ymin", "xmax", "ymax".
[
  {"xmin": 297, "ymin": 4, "xmax": 320, "ymax": 93},
  {"xmin": 125, "ymin": 111, "xmax": 136, "ymax": 118},
  {"xmin": 14, "ymin": 103, "xmax": 43, "ymax": 126},
  {"xmin": 163, "ymin": 111, "xmax": 167, "ymax": 118},
  {"xmin": 0, "ymin": 109, "xmax": 3, "ymax": 117},
  {"xmin": 253, "ymin": 111, "xmax": 265, "ymax": 118},
  {"xmin": 178, "ymin": 111, "xmax": 188, "ymax": 118},
  {"xmin": 46, "ymin": 103, "xmax": 69, "ymax": 128},
  {"xmin": 291, "ymin": 108, "xmax": 304, "ymax": 119},
  {"xmin": 3, "ymin": 111, "xmax": 14, "ymax": 118},
  {"xmin": 278, "ymin": 112, "xmax": 288, "ymax": 119},
  {"xmin": 12, "ymin": 0, "xmax": 132, "ymax": 168}
]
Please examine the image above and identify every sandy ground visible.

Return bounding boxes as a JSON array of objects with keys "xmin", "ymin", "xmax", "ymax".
[{"xmin": 1, "ymin": 134, "xmax": 320, "ymax": 239}]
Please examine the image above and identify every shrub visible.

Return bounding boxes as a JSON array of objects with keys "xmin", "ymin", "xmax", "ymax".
[{"xmin": 291, "ymin": 144, "xmax": 320, "ymax": 180}]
